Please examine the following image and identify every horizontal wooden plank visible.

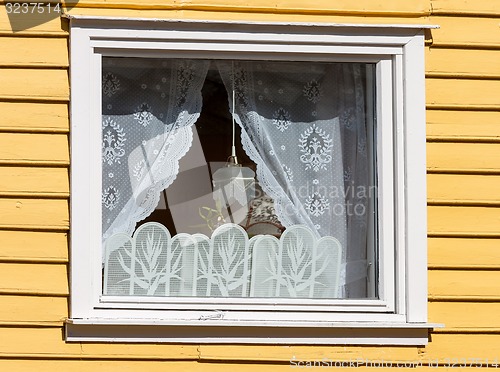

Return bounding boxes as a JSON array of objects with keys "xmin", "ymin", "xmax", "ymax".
[
  {"xmin": 425, "ymin": 48, "xmax": 500, "ymax": 78},
  {"xmin": 429, "ymin": 269, "xmax": 500, "ymax": 299},
  {"xmin": 0, "ymin": 360, "xmax": 282, "ymax": 372},
  {"xmin": 427, "ymin": 142, "xmax": 500, "ymax": 173},
  {"xmin": 199, "ymin": 344, "xmax": 420, "ymax": 362},
  {"xmin": 430, "ymin": 16, "xmax": 500, "ymax": 48},
  {"xmin": 0, "ymin": 263, "xmax": 68, "ymax": 295},
  {"xmin": 427, "ymin": 174, "xmax": 500, "ymax": 205},
  {"xmin": 426, "ymin": 110, "xmax": 500, "ymax": 141},
  {"xmin": 0, "ymin": 102, "xmax": 68, "ymax": 133},
  {"xmin": 0, "ymin": 198, "xmax": 69, "ymax": 230},
  {"xmin": 429, "ymin": 301, "xmax": 500, "ymax": 331},
  {"xmin": 0, "ymin": 167, "xmax": 69, "ymax": 197},
  {"xmin": 0, "ymin": 330, "xmax": 498, "ymax": 365},
  {"xmin": 0, "ymin": 69, "xmax": 68, "ymax": 101},
  {"xmin": 431, "ymin": 0, "xmax": 500, "ymax": 16},
  {"xmin": 2, "ymin": 166, "xmax": 68, "ymax": 196},
  {"xmin": 0, "ymin": 230, "xmax": 68, "ymax": 262},
  {"xmin": 0, "ymin": 37, "xmax": 68, "ymax": 67},
  {"xmin": 71, "ymin": 0, "xmax": 430, "ymax": 14},
  {"xmin": 0, "ymin": 133, "xmax": 69, "ymax": 165},
  {"xmin": 199, "ymin": 335, "xmax": 500, "ymax": 362},
  {"xmin": 424, "ymin": 334, "xmax": 500, "ymax": 361},
  {"xmin": 426, "ymin": 78, "xmax": 500, "ymax": 110},
  {"xmin": 0, "ymin": 5, "xmax": 66, "ymax": 35},
  {"xmin": 428, "ymin": 237, "xmax": 500, "ymax": 269},
  {"xmin": 0, "ymin": 362, "xmax": 495, "ymax": 372},
  {"xmin": 9, "ymin": 323, "xmax": 499, "ymax": 364},
  {"xmin": 0, "ymin": 295, "xmax": 67, "ymax": 325},
  {"xmin": 64, "ymin": 7, "xmax": 434, "ymax": 24},
  {"xmin": 428, "ymin": 206, "xmax": 500, "ymax": 237},
  {"xmin": 0, "ymin": 327, "xmax": 198, "ymax": 360}
]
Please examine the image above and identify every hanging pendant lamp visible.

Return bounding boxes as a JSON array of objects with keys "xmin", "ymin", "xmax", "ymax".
[{"xmin": 212, "ymin": 85, "xmax": 255, "ymax": 209}]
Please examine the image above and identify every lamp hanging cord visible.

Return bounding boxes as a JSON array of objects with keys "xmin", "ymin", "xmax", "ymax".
[
  {"xmin": 230, "ymin": 62, "xmax": 238, "ymax": 165},
  {"xmin": 232, "ymin": 88, "xmax": 236, "ymax": 159}
]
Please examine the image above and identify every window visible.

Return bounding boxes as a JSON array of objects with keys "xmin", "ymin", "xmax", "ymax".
[{"xmin": 67, "ymin": 17, "xmax": 434, "ymax": 344}]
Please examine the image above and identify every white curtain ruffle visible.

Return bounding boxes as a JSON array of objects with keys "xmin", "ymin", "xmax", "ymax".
[{"xmin": 102, "ymin": 58, "xmax": 210, "ymax": 240}]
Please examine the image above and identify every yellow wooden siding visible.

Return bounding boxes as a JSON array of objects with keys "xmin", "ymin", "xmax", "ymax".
[
  {"xmin": 431, "ymin": 0, "xmax": 500, "ymax": 16},
  {"xmin": 428, "ymin": 206, "xmax": 500, "ymax": 236},
  {"xmin": 426, "ymin": 111, "xmax": 500, "ymax": 141},
  {"xmin": 0, "ymin": 231, "xmax": 68, "ymax": 262},
  {"xmin": 0, "ymin": 167, "xmax": 69, "ymax": 198},
  {"xmin": 9, "ymin": 364, "xmax": 500, "ymax": 372},
  {"xmin": 0, "ymin": 362, "xmax": 498, "ymax": 372},
  {"xmin": 0, "ymin": 327, "xmax": 198, "ymax": 359},
  {"xmin": 0, "ymin": 5, "xmax": 67, "ymax": 35},
  {"xmin": 0, "ymin": 361, "xmax": 300, "ymax": 372},
  {"xmin": 0, "ymin": 69, "xmax": 69, "ymax": 101},
  {"xmin": 197, "ymin": 337, "xmax": 500, "ymax": 361},
  {"xmin": 426, "ymin": 79, "xmax": 500, "ymax": 110},
  {"xmin": 428, "ymin": 238, "xmax": 500, "ymax": 269},
  {"xmin": 0, "ymin": 296, "xmax": 67, "ymax": 325},
  {"xmin": 0, "ymin": 37, "xmax": 68, "ymax": 67},
  {"xmin": 65, "ymin": 0, "xmax": 432, "ymax": 24},
  {"xmin": 427, "ymin": 142, "xmax": 500, "ymax": 173},
  {"xmin": 63, "ymin": 7, "xmax": 434, "ymax": 25},
  {"xmin": 427, "ymin": 174, "xmax": 500, "ymax": 205},
  {"xmin": 429, "ymin": 270, "xmax": 500, "ymax": 300},
  {"xmin": 429, "ymin": 16, "xmax": 500, "ymax": 48},
  {"xmin": 0, "ymin": 133, "xmax": 69, "ymax": 166},
  {"xmin": 0, "ymin": 0, "xmax": 499, "ymax": 370},
  {"xmin": 70, "ymin": 0, "xmax": 430, "ymax": 15},
  {"xmin": 0, "ymin": 102, "xmax": 69, "ymax": 133},
  {"xmin": 429, "ymin": 302, "xmax": 500, "ymax": 331},
  {"xmin": 425, "ymin": 49, "xmax": 500, "ymax": 79},
  {"xmin": 0, "ymin": 198, "xmax": 69, "ymax": 230},
  {"xmin": 0, "ymin": 263, "xmax": 68, "ymax": 296}
]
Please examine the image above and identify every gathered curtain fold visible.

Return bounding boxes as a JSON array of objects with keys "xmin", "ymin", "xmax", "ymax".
[
  {"xmin": 217, "ymin": 61, "xmax": 370, "ymax": 296},
  {"xmin": 101, "ymin": 58, "xmax": 210, "ymax": 240}
]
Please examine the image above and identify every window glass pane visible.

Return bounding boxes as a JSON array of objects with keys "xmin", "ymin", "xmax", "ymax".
[{"xmin": 101, "ymin": 57, "xmax": 377, "ymax": 300}]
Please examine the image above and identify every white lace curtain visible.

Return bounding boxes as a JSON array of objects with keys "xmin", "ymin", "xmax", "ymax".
[
  {"xmin": 102, "ymin": 58, "xmax": 371, "ymax": 297},
  {"xmin": 102, "ymin": 58, "xmax": 209, "ymax": 240},
  {"xmin": 217, "ymin": 61, "xmax": 370, "ymax": 297}
]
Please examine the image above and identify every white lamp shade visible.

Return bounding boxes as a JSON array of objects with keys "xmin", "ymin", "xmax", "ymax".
[{"xmin": 212, "ymin": 164, "xmax": 255, "ymax": 207}]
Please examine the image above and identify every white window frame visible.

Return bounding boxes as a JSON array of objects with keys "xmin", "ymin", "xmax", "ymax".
[{"xmin": 67, "ymin": 16, "xmax": 439, "ymax": 345}]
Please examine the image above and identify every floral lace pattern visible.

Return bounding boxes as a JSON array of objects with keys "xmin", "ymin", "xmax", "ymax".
[
  {"xmin": 299, "ymin": 124, "xmax": 333, "ymax": 172},
  {"xmin": 272, "ymin": 107, "xmax": 291, "ymax": 132},
  {"xmin": 102, "ymin": 72, "xmax": 120, "ymax": 97},
  {"xmin": 132, "ymin": 160, "xmax": 146, "ymax": 181},
  {"xmin": 305, "ymin": 191, "xmax": 330, "ymax": 217},
  {"xmin": 102, "ymin": 118, "xmax": 126, "ymax": 165},
  {"xmin": 175, "ymin": 61, "xmax": 196, "ymax": 107},
  {"xmin": 133, "ymin": 103, "xmax": 154, "ymax": 127},
  {"xmin": 282, "ymin": 164, "xmax": 293, "ymax": 182},
  {"xmin": 102, "ymin": 186, "xmax": 120, "ymax": 211},
  {"xmin": 303, "ymin": 79, "xmax": 323, "ymax": 103}
]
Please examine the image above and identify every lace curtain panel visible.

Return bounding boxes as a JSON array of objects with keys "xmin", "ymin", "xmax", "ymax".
[
  {"xmin": 102, "ymin": 58, "xmax": 209, "ymax": 240},
  {"xmin": 101, "ymin": 58, "xmax": 373, "ymax": 298},
  {"xmin": 217, "ymin": 61, "xmax": 371, "ymax": 297}
]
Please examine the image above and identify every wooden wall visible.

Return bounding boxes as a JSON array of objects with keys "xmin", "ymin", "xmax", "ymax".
[{"xmin": 0, "ymin": 0, "xmax": 499, "ymax": 370}]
